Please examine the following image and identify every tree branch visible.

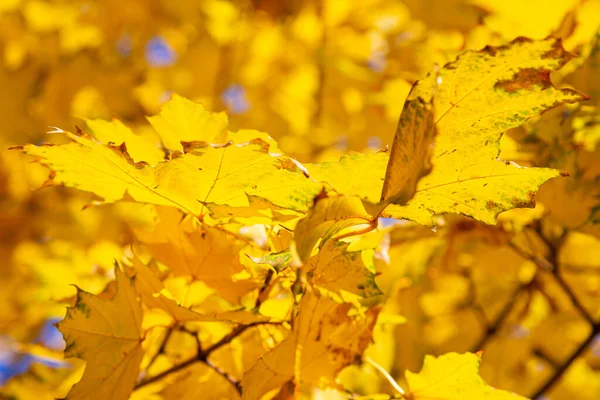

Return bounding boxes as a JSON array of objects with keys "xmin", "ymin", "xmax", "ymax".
[
  {"xmin": 205, "ymin": 357, "xmax": 242, "ymax": 395},
  {"xmin": 470, "ymin": 285, "xmax": 524, "ymax": 352},
  {"xmin": 144, "ymin": 327, "xmax": 173, "ymax": 373},
  {"xmin": 509, "ymin": 238, "xmax": 595, "ymax": 325},
  {"xmin": 530, "ymin": 325, "xmax": 599, "ymax": 399},
  {"xmin": 512, "ymin": 226, "xmax": 600, "ymax": 399},
  {"xmin": 134, "ymin": 322, "xmax": 262, "ymax": 390}
]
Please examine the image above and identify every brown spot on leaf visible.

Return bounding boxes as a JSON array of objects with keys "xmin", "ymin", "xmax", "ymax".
[
  {"xmin": 541, "ymin": 37, "xmax": 572, "ymax": 64},
  {"xmin": 509, "ymin": 192, "xmax": 535, "ymax": 209},
  {"xmin": 495, "ymin": 68, "xmax": 551, "ymax": 93},
  {"xmin": 486, "ymin": 199, "xmax": 501, "ymax": 211},
  {"xmin": 311, "ymin": 187, "xmax": 329, "ymax": 206},
  {"xmin": 181, "ymin": 140, "xmax": 209, "ymax": 153},
  {"xmin": 108, "ymin": 142, "xmax": 149, "ymax": 169}
]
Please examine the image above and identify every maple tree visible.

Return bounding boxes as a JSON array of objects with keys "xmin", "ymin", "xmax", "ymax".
[{"xmin": 1, "ymin": 1, "xmax": 599, "ymax": 400}]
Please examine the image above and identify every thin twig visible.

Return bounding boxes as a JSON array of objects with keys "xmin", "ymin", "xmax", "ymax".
[
  {"xmin": 530, "ymin": 326, "xmax": 600, "ymax": 399},
  {"xmin": 552, "ymin": 269, "xmax": 596, "ymax": 326},
  {"xmin": 205, "ymin": 358, "xmax": 242, "ymax": 395},
  {"xmin": 144, "ymin": 328, "xmax": 173, "ymax": 373},
  {"xmin": 134, "ymin": 322, "xmax": 266, "ymax": 390},
  {"xmin": 515, "ymin": 225, "xmax": 600, "ymax": 398},
  {"xmin": 199, "ymin": 323, "xmax": 255, "ymax": 359},
  {"xmin": 134, "ymin": 232, "xmax": 285, "ymax": 392},
  {"xmin": 135, "ymin": 353, "xmax": 198, "ymax": 390},
  {"xmin": 508, "ymin": 240, "xmax": 595, "ymax": 325},
  {"xmin": 532, "ymin": 348, "xmax": 560, "ymax": 369},
  {"xmin": 470, "ymin": 285, "xmax": 524, "ymax": 352}
]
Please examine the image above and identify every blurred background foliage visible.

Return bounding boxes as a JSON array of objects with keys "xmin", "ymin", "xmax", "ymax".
[{"xmin": 0, "ymin": 0, "xmax": 599, "ymax": 398}]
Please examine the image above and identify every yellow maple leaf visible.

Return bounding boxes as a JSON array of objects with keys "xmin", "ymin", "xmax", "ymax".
[
  {"xmin": 56, "ymin": 267, "xmax": 143, "ymax": 400},
  {"xmin": 16, "ymin": 128, "xmax": 194, "ymax": 211},
  {"xmin": 384, "ymin": 37, "xmax": 586, "ymax": 225},
  {"xmin": 305, "ymin": 240, "xmax": 382, "ymax": 299},
  {"xmin": 17, "ymin": 127, "xmax": 319, "ymax": 217},
  {"xmin": 381, "ymin": 91, "xmax": 436, "ymax": 204},
  {"xmin": 471, "ymin": 0, "xmax": 578, "ymax": 40},
  {"xmin": 404, "ymin": 352, "xmax": 528, "ymax": 400},
  {"xmin": 129, "ymin": 257, "xmax": 218, "ymax": 326},
  {"xmin": 84, "ymin": 118, "xmax": 164, "ymax": 165},
  {"xmin": 241, "ymin": 292, "xmax": 379, "ymax": 399},
  {"xmin": 147, "ymin": 94, "xmax": 229, "ymax": 151},
  {"xmin": 134, "ymin": 208, "xmax": 261, "ymax": 303},
  {"xmin": 306, "ymin": 152, "xmax": 389, "ymax": 203}
]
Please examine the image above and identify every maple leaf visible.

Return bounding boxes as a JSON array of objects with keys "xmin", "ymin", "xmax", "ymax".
[
  {"xmin": 241, "ymin": 292, "xmax": 380, "ymax": 399},
  {"xmin": 305, "ymin": 240, "xmax": 382, "ymax": 299},
  {"xmin": 84, "ymin": 117, "xmax": 164, "ymax": 165},
  {"xmin": 16, "ymin": 128, "xmax": 320, "ymax": 217},
  {"xmin": 133, "ymin": 208, "xmax": 262, "ymax": 303},
  {"xmin": 147, "ymin": 94, "xmax": 229, "ymax": 151},
  {"xmin": 305, "ymin": 152, "xmax": 389, "ymax": 203},
  {"xmin": 381, "ymin": 91, "xmax": 436, "ymax": 204},
  {"xmin": 56, "ymin": 267, "xmax": 143, "ymax": 400},
  {"xmin": 404, "ymin": 352, "xmax": 528, "ymax": 400},
  {"xmin": 129, "ymin": 257, "xmax": 219, "ymax": 325},
  {"xmin": 382, "ymin": 37, "xmax": 587, "ymax": 224}
]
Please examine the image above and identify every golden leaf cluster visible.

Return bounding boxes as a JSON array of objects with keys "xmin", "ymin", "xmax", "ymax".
[{"xmin": 1, "ymin": 1, "xmax": 599, "ymax": 400}]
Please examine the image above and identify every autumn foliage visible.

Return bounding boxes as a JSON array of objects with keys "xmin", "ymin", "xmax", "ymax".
[{"xmin": 1, "ymin": 1, "xmax": 600, "ymax": 399}]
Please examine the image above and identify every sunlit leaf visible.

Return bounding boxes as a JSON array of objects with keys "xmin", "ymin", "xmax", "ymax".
[
  {"xmin": 385, "ymin": 37, "xmax": 585, "ymax": 224},
  {"xmin": 241, "ymin": 292, "xmax": 380, "ymax": 399},
  {"xmin": 56, "ymin": 268, "xmax": 143, "ymax": 400},
  {"xmin": 405, "ymin": 352, "xmax": 528, "ymax": 399}
]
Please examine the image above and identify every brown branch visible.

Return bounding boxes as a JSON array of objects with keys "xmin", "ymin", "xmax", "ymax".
[
  {"xmin": 134, "ymin": 255, "xmax": 279, "ymax": 393},
  {"xmin": 532, "ymin": 348, "xmax": 560, "ymax": 369},
  {"xmin": 515, "ymin": 225, "xmax": 600, "ymax": 398},
  {"xmin": 135, "ymin": 351, "xmax": 198, "ymax": 390},
  {"xmin": 199, "ymin": 323, "xmax": 255, "ymax": 359},
  {"xmin": 134, "ymin": 322, "xmax": 273, "ymax": 391},
  {"xmin": 530, "ymin": 325, "xmax": 600, "ymax": 399},
  {"xmin": 205, "ymin": 357, "xmax": 242, "ymax": 395},
  {"xmin": 144, "ymin": 328, "xmax": 173, "ymax": 373},
  {"xmin": 508, "ymin": 239, "xmax": 595, "ymax": 325},
  {"xmin": 470, "ymin": 285, "xmax": 524, "ymax": 352},
  {"xmin": 552, "ymin": 268, "xmax": 596, "ymax": 326}
]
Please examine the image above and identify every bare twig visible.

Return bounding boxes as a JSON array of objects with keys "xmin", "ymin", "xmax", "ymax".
[
  {"xmin": 509, "ymin": 238, "xmax": 595, "ymax": 325},
  {"xmin": 513, "ymin": 225, "xmax": 600, "ymax": 399},
  {"xmin": 530, "ymin": 326, "xmax": 599, "ymax": 399},
  {"xmin": 205, "ymin": 358, "xmax": 242, "ymax": 395},
  {"xmin": 144, "ymin": 328, "xmax": 173, "ymax": 373},
  {"xmin": 134, "ymin": 322, "xmax": 260, "ymax": 390},
  {"xmin": 470, "ymin": 285, "xmax": 525, "ymax": 352}
]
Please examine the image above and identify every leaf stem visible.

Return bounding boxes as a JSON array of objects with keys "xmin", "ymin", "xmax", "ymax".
[
  {"xmin": 364, "ymin": 356, "xmax": 406, "ymax": 397},
  {"xmin": 334, "ymin": 219, "xmax": 378, "ymax": 241}
]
